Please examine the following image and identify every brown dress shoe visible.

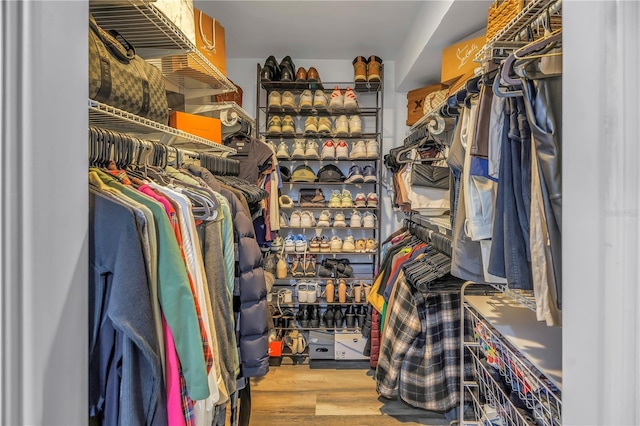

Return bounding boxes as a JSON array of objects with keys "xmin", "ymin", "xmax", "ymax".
[
  {"xmin": 353, "ymin": 56, "xmax": 367, "ymax": 82},
  {"xmin": 307, "ymin": 67, "xmax": 319, "ymax": 82},
  {"xmin": 296, "ymin": 67, "xmax": 307, "ymax": 82},
  {"xmin": 367, "ymin": 55, "xmax": 383, "ymax": 82}
]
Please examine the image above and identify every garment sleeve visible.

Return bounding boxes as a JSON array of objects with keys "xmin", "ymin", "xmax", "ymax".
[{"xmin": 376, "ymin": 279, "xmax": 420, "ymax": 399}]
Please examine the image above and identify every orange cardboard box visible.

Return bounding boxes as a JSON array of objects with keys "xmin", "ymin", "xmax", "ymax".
[
  {"xmin": 441, "ymin": 34, "xmax": 485, "ymax": 85},
  {"xmin": 169, "ymin": 111, "xmax": 222, "ymax": 143}
]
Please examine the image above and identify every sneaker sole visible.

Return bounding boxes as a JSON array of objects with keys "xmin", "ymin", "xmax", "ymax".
[
  {"xmin": 268, "ymin": 128, "xmax": 282, "ymax": 135},
  {"xmin": 345, "ymin": 175, "xmax": 364, "ymax": 183},
  {"xmin": 314, "ymin": 103, "xmax": 327, "ymax": 109},
  {"xmin": 282, "ymin": 126, "xmax": 295, "ymax": 134},
  {"xmin": 342, "ymin": 247, "xmax": 355, "ymax": 253},
  {"xmin": 320, "ymin": 247, "xmax": 331, "ymax": 253},
  {"xmin": 363, "ymin": 176, "xmax": 377, "ymax": 183},
  {"xmin": 355, "ymin": 201, "xmax": 367, "ymax": 208},
  {"xmin": 309, "ymin": 247, "xmax": 320, "ymax": 252},
  {"xmin": 350, "ymin": 153, "xmax": 366, "ymax": 159},
  {"xmin": 318, "ymin": 126, "xmax": 332, "ymax": 133},
  {"xmin": 334, "ymin": 223, "xmax": 346, "ymax": 227},
  {"xmin": 285, "ymin": 247, "xmax": 296, "ymax": 253},
  {"xmin": 299, "ymin": 101, "xmax": 313, "ymax": 109},
  {"xmin": 367, "ymin": 202, "xmax": 378, "ymax": 207},
  {"xmin": 328, "ymin": 203, "xmax": 341, "ymax": 208},
  {"xmin": 354, "ymin": 74, "xmax": 367, "ymax": 82}
]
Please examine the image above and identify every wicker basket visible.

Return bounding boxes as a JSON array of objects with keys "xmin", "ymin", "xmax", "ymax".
[{"xmin": 486, "ymin": 0, "xmax": 526, "ymax": 40}]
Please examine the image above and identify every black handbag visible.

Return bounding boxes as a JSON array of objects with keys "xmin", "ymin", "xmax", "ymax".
[
  {"xmin": 410, "ymin": 163, "xmax": 450, "ymax": 189},
  {"xmin": 89, "ymin": 15, "xmax": 169, "ymax": 124}
]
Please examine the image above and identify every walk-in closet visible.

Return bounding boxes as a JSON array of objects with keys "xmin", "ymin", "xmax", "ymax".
[{"xmin": 1, "ymin": 1, "xmax": 640, "ymax": 426}]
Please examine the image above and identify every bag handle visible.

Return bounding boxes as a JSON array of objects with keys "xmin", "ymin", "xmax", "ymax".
[
  {"xmin": 89, "ymin": 15, "xmax": 135, "ymax": 63},
  {"xmin": 199, "ymin": 11, "xmax": 216, "ymax": 52}
]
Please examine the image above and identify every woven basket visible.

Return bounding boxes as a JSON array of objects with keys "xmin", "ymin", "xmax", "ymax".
[{"xmin": 487, "ymin": 0, "xmax": 526, "ymax": 40}]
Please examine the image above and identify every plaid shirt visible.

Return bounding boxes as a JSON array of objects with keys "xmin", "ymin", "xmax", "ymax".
[
  {"xmin": 376, "ymin": 277, "xmax": 471, "ymax": 412},
  {"xmin": 180, "ymin": 368, "xmax": 195, "ymax": 425}
]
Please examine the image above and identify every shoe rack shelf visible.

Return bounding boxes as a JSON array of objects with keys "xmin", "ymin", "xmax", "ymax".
[
  {"xmin": 259, "ymin": 63, "xmax": 383, "ymax": 362},
  {"xmin": 279, "ymin": 226, "xmax": 376, "ymax": 230},
  {"xmin": 263, "ymin": 106, "xmax": 379, "ymax": 116}
]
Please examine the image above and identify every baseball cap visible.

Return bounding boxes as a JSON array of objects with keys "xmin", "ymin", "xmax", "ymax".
[
  {"xmin": 291, "ymin": 165, "xmax": 317, "ymax": 182},
  {"xmin": 317, "ymin": 164, "xmax": 345, "ymax": 182}
]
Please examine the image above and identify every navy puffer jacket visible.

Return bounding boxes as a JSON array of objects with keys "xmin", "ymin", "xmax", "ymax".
[{"xmin": 188, "ymin": 165, "xmax": 269, "ymax": 378}]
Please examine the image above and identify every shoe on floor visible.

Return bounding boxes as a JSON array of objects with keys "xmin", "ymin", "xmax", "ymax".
[{"xmin": 299, "ymin": 89, "xmax": 313, "ymax": 109}]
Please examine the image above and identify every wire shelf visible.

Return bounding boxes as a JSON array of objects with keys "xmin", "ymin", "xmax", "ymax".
[
  {"xmin": 90, "ymin": 0, "xmax": 236, "ymax": 94},
  {"xmin": 264, "ymin": 106, "xmax": 379, "ymax": 117},
  {"xmin": 261, "ymin": 132, "xmax": 380, "ymax": 140},
  {"xmin": 475, "ymin": 0, "xmax": 563, "ymax": 64},
  {"xmin": 185, "ymin": 101, "xmax": 255, "ymax": 127},
  {"xmin": 467, "ymin": 308, "xmax": 562, "ymax": 426},
  {"xmin": 488, "ymin": 284, "xmax": 537, "ymax": 312},
  {"xmin": 88, "ymin": 100, "xmax": 236, "ymax": 154}
]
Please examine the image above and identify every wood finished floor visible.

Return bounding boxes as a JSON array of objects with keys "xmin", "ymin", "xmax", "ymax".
[{"xmin": 248, "ymin": 364, "xmax": 449, "ymax": 425}]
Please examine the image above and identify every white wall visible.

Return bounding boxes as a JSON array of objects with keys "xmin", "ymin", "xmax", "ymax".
[{"xmin": 0, "ymin": 1, "xmax": 88, "ymax": 424}]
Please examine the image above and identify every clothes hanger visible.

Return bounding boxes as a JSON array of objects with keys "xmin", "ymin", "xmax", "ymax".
[
  {"xmin": 513, "ymin": 28, "xmax": 562, "ymax": 60},
  {"xmin": 493, "ymin": 65, "xmax": 523, "ymax": 98}
]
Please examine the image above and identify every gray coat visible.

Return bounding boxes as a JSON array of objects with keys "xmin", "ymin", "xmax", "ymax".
[{"xmin": 188, "ymin": 165, "xmax": 269, "ymax": 378}]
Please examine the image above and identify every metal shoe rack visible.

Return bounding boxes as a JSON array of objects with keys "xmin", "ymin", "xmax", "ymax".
[{"xmin": 256, "ymin": 64, "xmax": 383, "ymax": 364}]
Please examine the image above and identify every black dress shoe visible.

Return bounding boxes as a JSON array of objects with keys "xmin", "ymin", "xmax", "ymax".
[
  {"xmin": 262, "ymin": 55, "xmax": 280, "ymax": 81},
  {"xmin": 279, "ymin": 56, "xmax": 296, "ymax": 82}
]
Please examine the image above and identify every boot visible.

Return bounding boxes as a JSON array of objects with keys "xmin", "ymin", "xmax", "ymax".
[
  {"xmin": 367, "ymin": 55, "xmax": 383, "ymax": 82},
  {"xmin": 324, "ymin": 307, "xmax": 334, "ymax": 328},
  {"xmin": 352, "ymin": 56, "xmax": 368, "ymax": 82},
  {"xmin": 345, "ymin": 305, "xmax": 355, "ymax": 328},
  {"xmin": 334, "ymin": 306, "xmax": 344, "ymax": 328},
  {"xmin": 310, "ymin": 306, "xmax": 319, "ymax": 328}
]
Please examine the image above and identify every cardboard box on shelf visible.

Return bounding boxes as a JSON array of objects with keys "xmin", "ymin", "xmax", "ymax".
[
  {"xmin": 334, "ymin": 331, "xmax": 368, "ymax": 360},
  {"xmin": 169, "ymin": 111, "xmax": 222, "ymax": 143},
  {"xmin": 309, "ymin": 330, "xmax": 335, "ymax": 360},
  {"xmin": 441, "ymin": 34, "xmax": 485, "ymax": 85},
  {"xmin": 406, "ymin": 83, "xmax": 448, "ymax": 126}
]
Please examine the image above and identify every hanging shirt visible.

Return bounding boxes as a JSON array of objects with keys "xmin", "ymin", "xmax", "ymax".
[{"xmin": 227, "ymin": 136, "xmax": 274, "ymax": 184}]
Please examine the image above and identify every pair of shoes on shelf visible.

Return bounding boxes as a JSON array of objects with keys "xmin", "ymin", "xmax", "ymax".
[
  {"xmin": 320, "ymin": 140, "xmax": 349, "ymax": 159},
  {"xmin": 328, "ymin": 189, "xmax": 353, "ymax": 208},
  {"xmin": 349, "ymin": 140, "xmax": 379, "ymax": 159},
  {"xmin": 344, "ymin": 165, "xmax": 377, "ymax": 184},
  {"xmin": 328, "ymin": 87, "xmax": 359, "ymax": 111},
  {"xmin": 303, "ymin": 116, "xmax": 332, "ymax": 134},
  {"xmin": 290, "ymin": 254, "xmax": 317, "ymax": 277},
  {"xmin": 261, "ymin": 55, "xmax": 298, "ymax": 82},
  {"xmin": 353, "ymin": 193, "xmax": 378, "ymax": 208},
  {"xmin": 268, "ymin": 115, "xmax": 297, "ymax": 135},
  {"xmin": 269, "ymin": 89, "xmax": 329, "ymax": 110},
  {"xmin": 352, "ymin": 55, "xmax": 383, "ymax": 82},
  {"xmin": 333, "ymin": 115, "xmax": 361, "ymax": 136}
]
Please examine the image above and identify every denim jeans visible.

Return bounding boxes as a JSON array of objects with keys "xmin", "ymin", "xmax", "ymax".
[{"xmin": 488, "ymin": 97, "xmax": 533, "ymax": 290}]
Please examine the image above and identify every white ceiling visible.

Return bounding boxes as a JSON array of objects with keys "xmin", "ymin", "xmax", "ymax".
[
  {"xmin": 194, "ymin": 0, "xmax": 492, "ymax": 90},
  {"xmin": 194, "ymin": 1, "xmax": 425, "ymax": 60}
]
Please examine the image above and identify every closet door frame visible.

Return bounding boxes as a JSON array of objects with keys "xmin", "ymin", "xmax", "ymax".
[{"xmin": 0, "ymin": 1, "xmax": 88, "ymax": 424}]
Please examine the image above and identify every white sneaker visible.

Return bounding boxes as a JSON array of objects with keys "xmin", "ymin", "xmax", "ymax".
[
  {"xmin": 334, "ymin": 115, "xmax": 349, "ymax": 136},
  {"xmin": 313, "ymin": 90, "xmax": 328, "ymax": 109},
  {"xmin": 330, "ymin": 236, "xmax": 343, "ymax": 253},
  {"xmin": 335, "ymin": 140, "xmax": 349, "ymax": 160},
  {"xmin": 341, "ymin": 189, "xmax": 353, "ymax": 208},
  {"xmin": 305, "ymin": 140, "xmax": 319, "ymax": 159},
  {"xmin": 343, "ymin": 87, "xmax": 358, "ymax": 110},
  {"xmin": 348, "ymin": 115, "xmax": 362, "ymax": 136},
  {"xmin": 354, "ymin": 193, "xmax": 367, "ymax": 208},
  {"xmin": 291, "ymin": 139, "xmax": 306, "ymax": 159},
  {"xmin": 289, "ymin": 210, "xmax": 302, "ymax": 227},
  {"xmin": 317, "ymin": 210, "xmax": 331, "ymax": 227},
  {"xmin": 299, "ymin": 90, "xmax": 313, "ymax": 109},
  {"xmin": 321, "ymin": 140, "xmax": 336, "ymax": 159},
  {"xmin": 295, "ymin": 234, "xmax": 307, "ymax": 252},
  {"xmin": 300, "ymin": 211, "xmax": 314, "ymax": 228},
  {"xmin": 363, "ymin": 212, "xmax": 376, "ymax": 228},
  {"xmin": 281, "ymin": 91, "xmax": 296, "ymax": 109},
  {"xmin": 333, "ymin": 212, "xmax": 347, "ymax": 227},
  {"xmin": 329, "ymin": 86, "xmax": 344, "ymax": 109},
  {"xmin": 276, "ymin": 141, "xmax": 290, "ymax": 159},
  {"xmin": 350, "ymin": 140, "xmax": 367, "ymax": 159},
  {"xmin": 366, "ymin": 140, "xmax": 379, "ymax": 158},
  {"xmin": 342, "ymin": 235, "xmax": 355, "ymax": 252},
  {"xmin": 350, "ymin": 211, "xmax": 362, "ymax": 227},
  {"xmin": 284, "ymin": 235, "xmax": 296, "ymax": 253},
  {"xmin": 268, "ymin": 91, "xmax": 281, "ymax": 108}
]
